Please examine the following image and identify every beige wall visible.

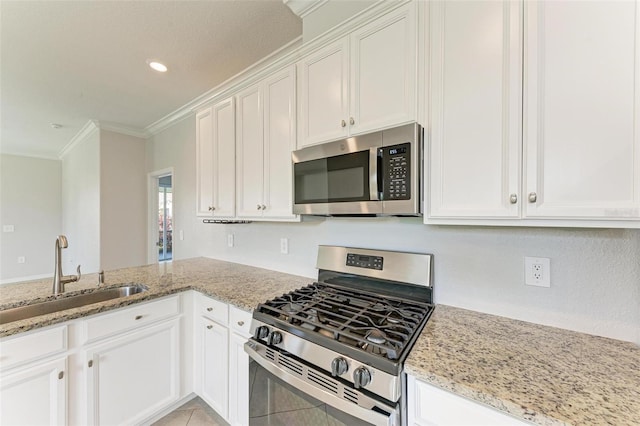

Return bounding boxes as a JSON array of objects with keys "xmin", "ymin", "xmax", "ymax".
[
  {"xmin": 61, "ymin": 128, "xmax": 101, "ymax": 273},
  {"xmin": 0, "ymin": 154, "xmax": 62, "ymax": 282},
  {"xmin": 100, "ymin": 130, "xmax": 147, "ymax": 270}
]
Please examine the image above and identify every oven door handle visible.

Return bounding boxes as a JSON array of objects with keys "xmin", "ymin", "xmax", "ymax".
[{"xmin": 245, "ymin": 341, "xmax": 398, "ymax": 426}]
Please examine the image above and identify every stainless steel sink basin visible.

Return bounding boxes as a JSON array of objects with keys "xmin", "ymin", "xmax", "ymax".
[{"xmin": 0, "ymin": 285, "xmax": 148, "ymax": 325}]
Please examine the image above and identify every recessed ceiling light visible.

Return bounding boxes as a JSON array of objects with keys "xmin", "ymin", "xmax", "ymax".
[{"xmin": 148, "ymin": 61, "xmax": 168, "ymax": 73}]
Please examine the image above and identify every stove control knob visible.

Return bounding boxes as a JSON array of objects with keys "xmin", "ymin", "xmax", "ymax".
[
  {"xmin": 353, "ymin": 367, "xmax": 371, "ymax": 389},
  {"xmin": 255, "ymin": 326, "xmax": 269, "ymax": 340},
  {"xmin": 331, "ymin": 357, "xmax": 348, "ymax": 377},
  {"xmin": 268, "ymin": 331, "xmax": 283, "ymax": 346}
]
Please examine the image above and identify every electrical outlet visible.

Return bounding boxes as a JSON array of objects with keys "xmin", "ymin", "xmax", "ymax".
[
  {"xmin": 227, "ymin": 234, "xmax": 234, "ymax": 248},
  {"xmin": 179, "ymin": 230, "xmax": 184, "ymax": 241},
  {"xmin": 3, "ymin": 225, "xmax": 14, "ymax": 233},
  {"xmin": 525, "ymin": 256, "xmax": 550, "ymax": 287},
  {"xmin": 280, "ymin": 237, "xmax": 289, "ymax": 254},
  {"xmin": 17, "ymin": 256, "xmax": 25, "ymax": 264}
]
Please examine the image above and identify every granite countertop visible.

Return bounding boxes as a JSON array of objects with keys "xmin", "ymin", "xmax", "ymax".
[
  {"xmin": 405, "ymin": 305, "xmax": 640, "ymax": 426},
  {"xmin": 0, "ymin": 257, "xmax": 309, "ymax": 337},
  {"xmin": 2, "ymin": 258, "xmax": 638, "ymax": 425}
]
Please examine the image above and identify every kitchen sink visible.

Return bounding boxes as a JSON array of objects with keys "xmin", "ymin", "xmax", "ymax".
[{"xmin": 0, "ymin": 284, "xmax": 148, "ymax": 325}]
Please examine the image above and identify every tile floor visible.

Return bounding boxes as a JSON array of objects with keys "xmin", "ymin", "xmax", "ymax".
[{"xmin": 152, "ymin": 397, "xmax": 228, "ymax": 426}]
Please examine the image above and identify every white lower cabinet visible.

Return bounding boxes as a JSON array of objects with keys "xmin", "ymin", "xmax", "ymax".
[
  {"xmin": 228, "ymin": 306, "xmax": 252, "ymax": 426},
  {"xmin": 199, "ymin": 316, "xmax": 229, "ymax": 419},
  {"xmin": 83, "ymin": 317, "xmax": 181, "ymax": 425},
  {"xmin": 195, "ymin": 294, "xmax": 251, "ymax": 426},
  {"xmin": 407, "ymin": 375, "xmax": 530, "ymax": 426},
  {"xmin": 0, "ymin": 357, "xmax": 67, "ymax": 425}
]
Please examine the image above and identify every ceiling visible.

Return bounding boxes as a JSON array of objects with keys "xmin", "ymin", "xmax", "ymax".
[{"xmin": 0, "ymin": 0, "xmax": 302, "ymax": 159}]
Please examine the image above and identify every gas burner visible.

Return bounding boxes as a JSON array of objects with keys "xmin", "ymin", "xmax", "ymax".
[
  {"xmin": 365, "ymin": 329, "xmax": 387, "ymax": 344},
  {"xmin": 282, "ymin": 303, "xmax": 303, "ymax": 315}
]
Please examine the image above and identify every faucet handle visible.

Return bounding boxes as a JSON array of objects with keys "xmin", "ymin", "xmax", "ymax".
[
  {"xmin": 75, "ymin": 264, "xmax": 82, "ymax": 281},
  {"xmin": 98, "ymin": 270, "xmax": 104, "ymax": 286}
]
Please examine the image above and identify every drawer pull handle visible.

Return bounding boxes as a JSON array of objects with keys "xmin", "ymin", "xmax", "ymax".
[
  {"xmin": 207, "ymin": 325, "xmax": 213, "ymax": 330},
  {"xmin": 135, "ymin": 315, "xmax": 143, "ymax": 320},
  {"xmin": 206, "ymin": 307, "xmax": 213, "ymax": 312},
  {"xmin": 237, "ymin": 321, "xmax": 245, "ymax": 326},
  {"xmin": 88, "ymin": 360, "xmax": 93, "ymax": 368},
  {"xmin": 58, "ymin": 371, "xmax": 64, "ymax": 380}
]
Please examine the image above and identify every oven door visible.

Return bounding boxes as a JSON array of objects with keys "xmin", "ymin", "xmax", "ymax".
[
  {"xmin": 292, "ymin": 132, "xmax": 382, "ymax": 215},
  {"xmin": 245, "ymin": 340, "xmax": 399, "ymax": 426}
]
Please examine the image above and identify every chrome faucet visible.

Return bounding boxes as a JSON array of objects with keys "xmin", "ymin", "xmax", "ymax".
[{"xmin": 53, "ymin": 235, "xmax": 81, "ymax": 295}]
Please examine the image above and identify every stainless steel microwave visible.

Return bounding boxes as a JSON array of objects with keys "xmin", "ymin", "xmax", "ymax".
[{"xmin": 292, "ymin": 123, "xmax": 423, "ymax": 216}]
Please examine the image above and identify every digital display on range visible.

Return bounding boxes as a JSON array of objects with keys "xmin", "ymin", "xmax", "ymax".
[{"xmin": 346, "ymin": 253, "xmax": 383, "ymax": 270}]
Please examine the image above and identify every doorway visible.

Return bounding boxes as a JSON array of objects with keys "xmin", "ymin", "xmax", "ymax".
[
  {"xmin": 158, "ymin": 175, "xmax": 172, "ymax": 262},
  {"xmin": 148, "ymin": 168, "xmax": 174, "ymax": 264}
]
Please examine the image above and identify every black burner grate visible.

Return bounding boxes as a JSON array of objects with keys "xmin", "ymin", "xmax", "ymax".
[{"xmin": 256, "ymin": 283, "xmax": 432, "ymax": 361}]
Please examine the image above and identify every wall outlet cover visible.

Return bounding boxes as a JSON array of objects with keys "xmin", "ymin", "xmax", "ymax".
[
  {"xmin": 525, "ymin": 256, "xmax": 551, "ymax": 287},
  {"xmin": 280, "ymin": 237, "xmax": 289, "ymax": 254}
]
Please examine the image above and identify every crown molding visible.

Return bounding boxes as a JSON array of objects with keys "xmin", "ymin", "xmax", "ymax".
[
  {"xmin": 283, "ymin": 0, "xmax": 328, "ymax": 18},
  {"xmin": 145, "ymin": 36, "xmax": 303, "ymax": 137},
  {"xmin": 99, "ymin": 121, "xmax": 149, "ymax": 139},
  {"xmin": 0, "ymin": 150, "xmax": 61, "ymax": 161},
  {"xmin": 58, "ymin": 120, "xmax": 99, "ymax": 159}
]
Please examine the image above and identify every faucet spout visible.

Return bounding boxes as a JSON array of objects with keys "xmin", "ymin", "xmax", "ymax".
[{"xmin": 52, "ymin": 235, "xmax": 81, "ymax": 295}]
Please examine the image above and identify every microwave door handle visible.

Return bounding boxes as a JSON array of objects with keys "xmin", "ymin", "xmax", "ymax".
[{"xmin": 369, "ymin": 148, "xmax": 380, "ymax": 201}]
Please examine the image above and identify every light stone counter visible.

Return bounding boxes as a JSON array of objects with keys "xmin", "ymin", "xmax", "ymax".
[
  {"xmin": 0, "ymin": 257, "xmax": 309, "ymax": 337},
  {"xmin": 405, "ymin": 305, "xmax": 640, "ymax": 426},
  {"xmin": 2, "ymin": 259, "xmax": 638, "ymax": 425}
]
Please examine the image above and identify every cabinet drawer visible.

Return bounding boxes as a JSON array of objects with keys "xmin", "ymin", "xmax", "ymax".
[
  {"xmin": 0, "ymin": 325, "xmax": 67, "ymax": 371},
  {"xmin": 229, "ymin": 306, "xmax": 251, "ymax": 336},
  {"xmin": 198, "ymin": 294, "xmax": 228, "ymax": 325},
  {"xmin": 83, "ymin": 295, "xmax": 180, "ymax": 344}
]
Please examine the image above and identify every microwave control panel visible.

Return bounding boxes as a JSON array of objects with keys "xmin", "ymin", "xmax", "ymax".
[{"xmin": 381, "ymin": 143, "xmax": 411, "ymax": 200}]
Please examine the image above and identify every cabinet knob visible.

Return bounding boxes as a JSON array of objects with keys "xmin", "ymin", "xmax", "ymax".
[
  {"xmin": 349, "ymin": 117, "xmax": 355, "ymax": 125},
  {"xmin": 257, "ymin": 204, "xmax": 262, "ymax": 210},
  {"xmin": 207, "ymin": 325, "xmax": 213, "ymax": 330},
  {"xmin": 58, "ymin": 371, "xmax": 64, "ymax": 380},
  {"xmin": 528, "ymin": 192, "xmax": 538, "ymax": 203},
  {"xmin": 509, "ymin": 194, "xmax": 518, "ymax": 204},
  {"xmin": 207, "ymin": 307, "xmax": 213, "ymax": 312},
  {"xmin": 88, "ymin": 360, "xmax": 93, "ymax": 368},
  {"xmin": 237, "ymin": 321, "xmax": 245, "ymax": 326},
  {"xmin": 135, "ymin": 315, "xmax": 143, "ymax": 320},
  {"xmin": 341, "ymin": 119, "xmax": 346, "ymax": 128},
  {"xmin": 208, "ymin": 206, "xmax": 213, "ymax": 211},
  {"xmin": 261, "ymin": 204, "xmax": 266, "ymax": 210}
]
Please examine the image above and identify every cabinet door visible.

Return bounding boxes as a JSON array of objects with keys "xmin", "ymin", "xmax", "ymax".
[
  {"xmin": 228, "ymin": 332, "xmax": 249, "ymax": 426},
  {"xmin": 200, "ymin": 317, "xmax": 229, "ymax": 420},
  {"xmin": 428, "ymin": 0, "xmax": 522, "ymax": 219},
  {"xmin": 408, "ymin": 375, "xmax": 531, "ymax": 426},
  {"xmin": 524, "ymin": 0, "xmax": 640, "ymax": 220},
  {"xmin": 85, "ymin": 319, "xmax": 180, "ymax": 425},
  {"xmin": 263, "ymin": 66, "xmax": 298, "ymax": 220},
  {"xmin": 196, "ymin": 107, "xmax": 215, "ymax": 216},
  {"xmin": 0, "ymin": 358, "xmax": 66, "ymax": 426},
  {"xmin": 212, "ymin": 97, "xmax": 236, "ymax": 218},
  {"xmin": 350, "ymin": 3, "xmax": 417, "ymax": 135},
  {"xmin": 297, "ymin": 38, "xmax": 349, "ymax": 147},
  {"xmin": 236, "ymin": 84, "xmax": 265, "ymax": 218}
]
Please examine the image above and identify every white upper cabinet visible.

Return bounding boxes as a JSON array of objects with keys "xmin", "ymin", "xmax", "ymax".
[
  {"xmin": 196, "ymin": 98, "xmax": 236, "ymax": 218},
  {"xmin": 297, "ymin": 3, "xmax": 417, "ymax": 148},
  {"xmin": 428, "ymin": 0, "xmax": 522, "ymax": 219},
  {"xmin": 523, "ymin": 0, "xmax": 640, "ymax": 221},
  {"xmin": 426, "ymin": 0, "xmax": 640, "ymax": 227},
  {"xmin": 236, "ymin": 65, "xmax": 299, "ymax": 221}
]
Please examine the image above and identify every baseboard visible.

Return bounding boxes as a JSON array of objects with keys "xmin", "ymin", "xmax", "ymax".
[{"xmin": 0, "ymin": 273, "xmax": 51, "ymax": 285}]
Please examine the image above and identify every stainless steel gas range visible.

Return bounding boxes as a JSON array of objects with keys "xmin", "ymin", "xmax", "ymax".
[{"xmin": 245, "ymin": 245, "xmax": 434, "ymax": 426}]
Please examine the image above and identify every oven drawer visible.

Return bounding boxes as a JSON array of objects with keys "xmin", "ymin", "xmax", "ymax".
[
  {"xmin": 229, "ymin": 306, "xmax": 251, "ymax": 336},
  {"xmin": 198, "ymin": 294, "xmax": 228, "ymax": 325}
]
